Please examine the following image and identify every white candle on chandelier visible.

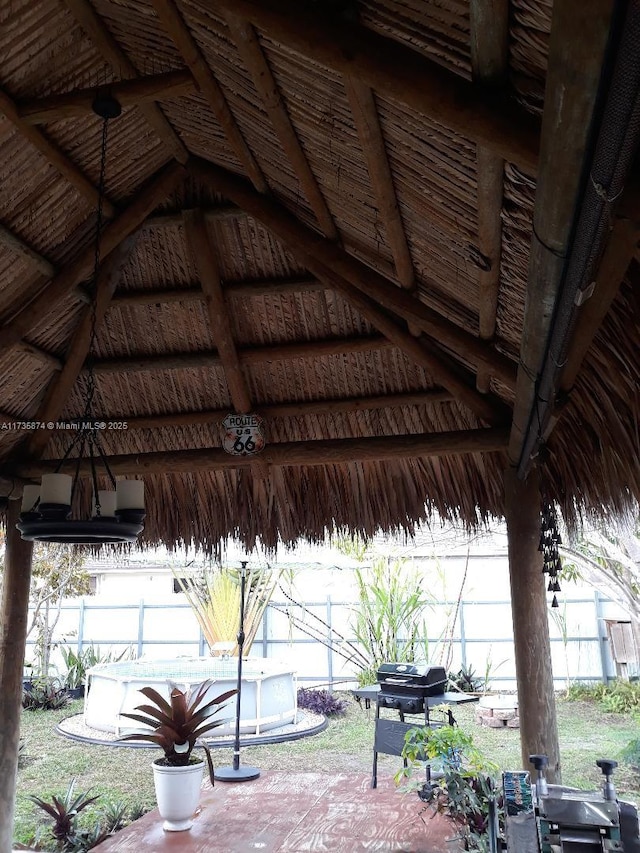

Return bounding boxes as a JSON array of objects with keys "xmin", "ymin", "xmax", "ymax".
[
  {"xmin": 116, "ymin": 479, "xmax": 145, "ymax": 510},
  {"xmin": 21, "ymin": 484, "xmax": 41, "ymax": 513},
  {"xmin": 93, "ymin": 490, "xmax": 117, "ymax": 517},
  {"xmin": 40, "ymin": 473, "xmax": 72, "ymax": 506}
]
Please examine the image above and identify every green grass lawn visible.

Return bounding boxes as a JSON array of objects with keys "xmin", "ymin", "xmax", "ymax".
[{"xmin": 14, "ymin": 693, "xmax": 640, "ymax": 847}]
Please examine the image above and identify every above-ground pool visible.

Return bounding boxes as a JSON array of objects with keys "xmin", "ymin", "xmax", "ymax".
[{"xmin": 84, "ymin": 657, "xmax": 297, "ymax": 736}]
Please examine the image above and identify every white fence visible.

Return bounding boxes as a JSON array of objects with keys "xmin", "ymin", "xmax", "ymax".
[{"xmin": 29, "ymin": 589, "xmax": 624, "ymax": 690}]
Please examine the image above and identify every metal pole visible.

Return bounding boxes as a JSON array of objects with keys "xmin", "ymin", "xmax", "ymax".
[{"xmin": 214, "ymin": 561, "xmax": 260, "ymax": 782}]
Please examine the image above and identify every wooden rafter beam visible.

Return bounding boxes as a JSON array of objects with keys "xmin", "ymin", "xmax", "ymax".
[
  {"xmin": 90, "ymin": 335, "xmax": 394, "ymax": 374},
  {"xmin": 508, "ymin": 0, "xmax": 615, "ymax": 465},
  {"xmin": 23, "ymin": 238, "xmax": 137, "ymax": 462},
  {"xmin": 71, "ymin": 389, "xmax": 455, "ymax": 430},
  {"xmin": 469, "ymin": 0, "xmax": 509, "ymax": 393},
  {"xmin": 0, "ymin": 223, "xmax": 55, "ymax": 277},
  {"xmin": 345, "ymin": 79, "xmax": 414, "ymax": 291},
  {"xmin": 62, "ymin": 0, "xmax": 189, "ymax": 164},
  {"xmin": 144, "ymin": 204, "xmax": 241, "ymax": 227},
  {"xmin": 190, "ymin": 157, "xmax": 517, "ymax": 388},
  {"xmin": 0, "ymin": 86, "xmax": 116, "ymax": 217},
  {"xmin": 0, "ymin": 160, "xmax": 187, "ymax": 358},
  {"xmin": 183, "ymin": 209, "xmax": 252, "ymax": 413},
  {"xmin": 151, "ymin": 0, "xmax": 267, "ymax": 191},
  {"xmin": 226, "ymin": 14, "xmax": 337, "ymax": 239},
  {"xmin": 16, "ymin": 70, "xmax": 196, "ymax": 125},
  {"xmin": 560, "ymin": 216, "xmax": 639, "ymax": 393},
  {"xmin": 311, "ymin": 256, "xmax": 510, "ymax": 424},
  {"xmin": 210, "ymin": 0, "xmax": 539, "ymax": 173},
  {"xmin": 16, "ymin": 426, "xmax": 510, "ymax": 478},
  {"xmin": 16, "ymin": 342, "xmax": 62, "ymax": 372},
  {"xmin": 108, "ymin": 275, "xmax": 323, "ymax": 307}
]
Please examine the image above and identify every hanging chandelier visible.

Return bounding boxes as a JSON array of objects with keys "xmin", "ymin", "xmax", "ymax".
[{"xmin": 17, "ymin": 95, "xmax": 144, "ymax": 545}]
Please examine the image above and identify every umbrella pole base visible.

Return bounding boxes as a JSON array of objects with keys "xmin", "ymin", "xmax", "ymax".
[{"xmin": 214, "ymin": 765, "xmax": 261, "ymax": 782}]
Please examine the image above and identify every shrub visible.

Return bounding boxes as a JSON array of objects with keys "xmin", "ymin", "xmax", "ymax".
[
  {"xmin": 29, "ymin": 782, "xmax": 146, "ymax": 852},
  {"xmin": 297, "ymin": 688, "xmax": 348, "ymax": 716},
  {"xmin": 561, "ymin": 682, "xmax": 602, "ymax": 702},
  {"xmin": 563, "ymin": 679, "xmax": 640, "ymax": 714},
  {"xmin": 448, "ymin": 665, "xmax": 483, "ymax": 694},
  {"xmin": 398, "ymin": 724, "xmax": 502, "ymax": 851},
  {"xmin": 620, "ymin": 737, "xmax": 640, "ymax": 769},
  {"xmin": 23, "ymin": 678, "xmax": 69, "ymax": 711}
]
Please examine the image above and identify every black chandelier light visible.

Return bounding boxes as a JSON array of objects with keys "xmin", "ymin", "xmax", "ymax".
[{"xmin": 17, "ymin": 95, "xmax": 145, "ymax": 545}]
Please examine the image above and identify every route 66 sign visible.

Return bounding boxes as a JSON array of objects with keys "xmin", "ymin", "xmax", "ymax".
[{"xmin": 222, "ymin": 413, "xmax": 266, "ymax": 456}]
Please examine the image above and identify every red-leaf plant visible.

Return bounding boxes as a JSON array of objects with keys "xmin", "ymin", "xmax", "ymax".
[
  {"xmin": 119, "ymin": 680, "xmax": 237, "ymax": 782},
  {"xmin": 29, "ymin": 780, "xmax": 101, "ymax": 846}
]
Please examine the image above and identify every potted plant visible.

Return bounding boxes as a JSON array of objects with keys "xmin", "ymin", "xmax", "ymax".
[
  {"xmin": 60, "ymin": 646, "xmax": 88, "ymax": 699},
  {"xmin": 118, "ymin": 680, "xmax": 236, "ymax": 832},
  {"xmin": 397, "ymin": 723, "xmax": 502, "ymax": 851}
]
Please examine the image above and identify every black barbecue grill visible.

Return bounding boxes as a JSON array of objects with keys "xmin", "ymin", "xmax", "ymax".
[{"xmin": 376, "ymin": 663, "xmax": 447, "ymax": 714}]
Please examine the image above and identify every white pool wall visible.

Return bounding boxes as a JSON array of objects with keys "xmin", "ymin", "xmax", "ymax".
[{"xmin": 83, "ymin": 657, "xmax": 297, "ymax": 736}]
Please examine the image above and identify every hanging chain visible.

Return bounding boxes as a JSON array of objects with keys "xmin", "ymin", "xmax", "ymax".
[
  {"xmin": 83, "ymin": 115, "xmax": 109, "ymax": 424},
  {"xmin": 82, "ymin": 115, "xmax": 110, "ymax": 516}
]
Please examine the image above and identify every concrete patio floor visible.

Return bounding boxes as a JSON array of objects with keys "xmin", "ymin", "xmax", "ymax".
[{"xmin": 95, "ymin": 771, "xmax": 464, "ymax": 852}]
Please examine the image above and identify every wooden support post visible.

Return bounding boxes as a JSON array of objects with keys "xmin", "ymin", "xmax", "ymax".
[
  {"xmin": 504, "ymin": 466, "xmax": 561, "ymax": 782},
  {"xmin": 0, "ymin": 499, "xmax": 34, "ymax": 850}
]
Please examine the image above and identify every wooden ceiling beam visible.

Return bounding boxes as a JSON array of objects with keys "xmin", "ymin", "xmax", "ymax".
[
  {"xmin": 144, "ymin": 204, "xmax": 241, "ymax": 227},
  {"xmin": 17, "ymin": 70, "xmax": 196, "ymax": 125},
  {"xmin": 183, "ymin": 209, "xmax": 252, "ymax": 413},
  {"xmin": 507, "ymin": 0, "xmax": 615, "ymax": 466},
  {"xmin": 190, "ymin": 157, "xmax": 517, "ymax": 389},
  {"xmin": 0, "ymin": 160, "xmax": 187, "ymax": 358},
  {"xmin": 62, "ymin": 0, "xmax": 189, "ymax": 164},
  {"xmin": 470, "ymin": 0, "xmax": 509, "ymax": 394},
  {"xmin": 560, "ymin": 216, "xmax": 640, "ymax": 393},
  {"xmin": 107, "ymin": 276, "xmax": 323, "ymax": 307},
  {"xmin": 210, "ymin": 0, "xmax": 539, "ymax": 173},
  {"xmin": 90, "ymin": 335, "xmax": 394, "ymax": 375},
  {"xmin": 0, "ymin": 223, "xmax": 55, "ymax": 277},
  {"xmin": 345, "ymin": 79, "xmax": 414, "ymax": 292},
  {"xmin": 16, "ymin": 342, "xmax": 62, "ymax": 372},
  {"xmin": 23, "ymin": 238, "xmax": 137, "ymax": 461},
  {"xmin": 313, "ymin": 260, "xmax": 510, "ymax": 424},
  {"xmin": 226, "ymin": 14, "xmax": 337, "ymax": 239},
  {"xmin": 17, "ymin": 426, "xmax": 509, "ymax": 478},
  {"xmin": 79, "ymin": 389, "xmax": 454, "ymax": 429},
  {"xmin": 0, "ymin": 86, "xmax": 116, "ymax": 217},
  {"xmin": 151, "ymin": 0, "xmax": 267, "ymax": 191}
]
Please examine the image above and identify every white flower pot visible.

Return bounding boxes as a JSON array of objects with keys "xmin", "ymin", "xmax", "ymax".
[{"xmin": 152, "ymin": 758, "xmax": 204, "ymax": 831}]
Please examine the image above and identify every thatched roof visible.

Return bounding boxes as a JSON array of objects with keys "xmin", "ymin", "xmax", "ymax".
[{"xmin": 0, "ymin": 0, "xmax": 638, "ymax": 551}]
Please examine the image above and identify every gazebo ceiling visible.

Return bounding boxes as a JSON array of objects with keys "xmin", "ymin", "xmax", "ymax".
[{"xmin": 0, "ymin": 0, "xmax": 638, "ymax": 551}]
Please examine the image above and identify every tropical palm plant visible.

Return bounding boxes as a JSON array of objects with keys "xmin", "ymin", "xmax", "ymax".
[{"xmin": 172, "ymin": 562, "xmax": 281, "ymax": 656}]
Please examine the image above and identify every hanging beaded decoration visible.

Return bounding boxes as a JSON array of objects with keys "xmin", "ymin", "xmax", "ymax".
[{"xmin": 539, "ymin": 501, "xmax": 562, "ymax": 607}]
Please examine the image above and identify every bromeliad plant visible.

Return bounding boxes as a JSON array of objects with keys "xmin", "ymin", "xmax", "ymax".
[
  {"xmin": 118, "ymin": 679, "xmax": 237, "ymax": 775},
  {"xmin": 29, "ymin": 780, "xmax": 102, "ymax": 850}
]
